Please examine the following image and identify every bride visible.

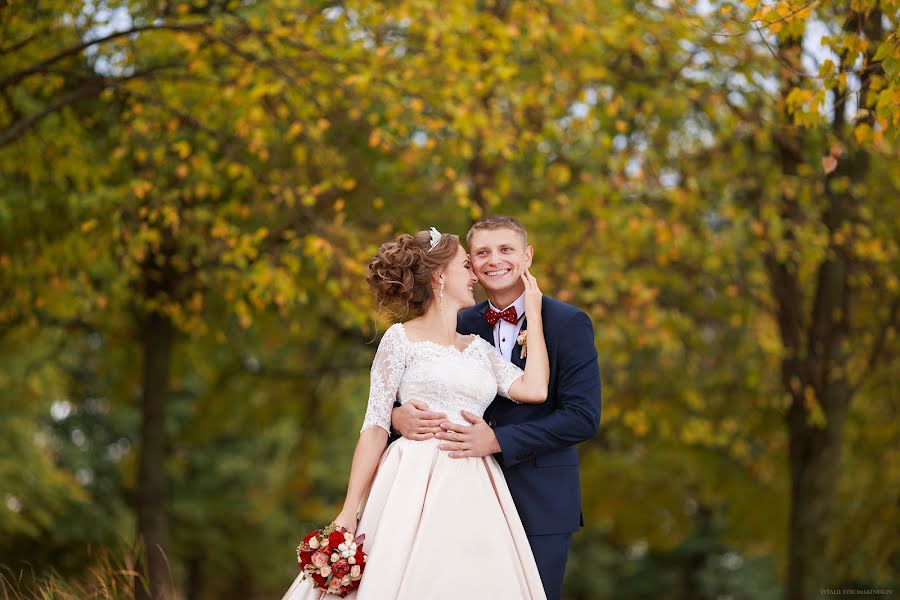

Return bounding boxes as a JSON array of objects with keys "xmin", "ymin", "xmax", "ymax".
[{"xmin": 281, "ymin": 228, "xmax": 549, "ymax": 599}]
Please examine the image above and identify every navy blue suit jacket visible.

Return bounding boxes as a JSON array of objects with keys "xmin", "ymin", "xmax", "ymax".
[{"xmin": 457, "ymin": 296, "xmax": 601, "ymax": 536}]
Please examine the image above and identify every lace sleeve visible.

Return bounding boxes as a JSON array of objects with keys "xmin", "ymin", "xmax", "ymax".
[
  {"xmin": 481, "ymin": 339, "xmax": 523, "ymax": 399},
  {"xmin": 360, "ymin": 324, "xmax": 407, "ymax": 433}
]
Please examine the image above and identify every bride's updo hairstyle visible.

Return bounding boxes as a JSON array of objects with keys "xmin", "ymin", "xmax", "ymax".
[{"xmin": 366, "ymin": 229, "xmax": 460, "ymax": 317}]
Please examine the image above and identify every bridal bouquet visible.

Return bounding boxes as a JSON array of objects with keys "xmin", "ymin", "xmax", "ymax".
[{"xmin": 296, "ymin": 523, "xmax": 367, "ymax": 597}]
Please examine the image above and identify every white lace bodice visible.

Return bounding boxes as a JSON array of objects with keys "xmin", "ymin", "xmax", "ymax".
[{"xmin": 361, "ymin": 323, "xmax": 524, "ymax": 433}]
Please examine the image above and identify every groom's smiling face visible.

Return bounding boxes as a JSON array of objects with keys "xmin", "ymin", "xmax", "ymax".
[{"xmin": 468, "ymin": 228, "xmax": 533, "ymax": 295}]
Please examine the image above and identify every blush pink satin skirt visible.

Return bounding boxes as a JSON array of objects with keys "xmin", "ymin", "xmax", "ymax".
[{"xmin": 281, "ymin": 437, "xmax": 546, "ymax": 600}]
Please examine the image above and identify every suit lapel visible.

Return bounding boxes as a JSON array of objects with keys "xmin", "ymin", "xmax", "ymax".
[{"xmin": 474, "ymin": 303, "xmax": 495, "ymax": 346}]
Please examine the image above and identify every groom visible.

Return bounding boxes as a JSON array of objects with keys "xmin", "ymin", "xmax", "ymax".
[{"xmin": 391, "ymin": 215, "xmax": 601, "ymax": 600}]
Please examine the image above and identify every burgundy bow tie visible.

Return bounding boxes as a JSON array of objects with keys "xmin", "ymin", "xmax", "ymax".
[{"xmin": 484, "ymin": 306, "xmax": 518, "ymax": 326}]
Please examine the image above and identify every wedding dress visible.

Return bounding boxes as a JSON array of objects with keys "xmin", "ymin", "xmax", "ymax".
[{"xmin": 281, "ymin": 322, "xmax": 546, "ymax": 599}]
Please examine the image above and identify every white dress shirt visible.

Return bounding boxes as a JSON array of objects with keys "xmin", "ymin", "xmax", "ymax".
[{"xmin": 488, "ymin": 291, "xmax": 527, "ymax": 361}]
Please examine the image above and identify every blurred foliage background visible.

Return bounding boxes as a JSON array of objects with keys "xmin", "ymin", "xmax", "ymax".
[{"xmin": 1, "ymin": 0, "xmax": 898, "ymax": 599}]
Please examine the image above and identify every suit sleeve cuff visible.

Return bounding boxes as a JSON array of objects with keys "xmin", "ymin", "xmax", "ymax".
[{"xmin": 493, "ymin": 425, "xmax": 536, "ymax": 468}]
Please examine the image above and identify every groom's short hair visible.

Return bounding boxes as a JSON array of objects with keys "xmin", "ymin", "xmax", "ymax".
[{"xmin": 466, "ymin": 215, "xmax": 529, "ymax": 248}]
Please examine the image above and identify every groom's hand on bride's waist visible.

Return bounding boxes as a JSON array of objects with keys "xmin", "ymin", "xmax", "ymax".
[
  {"xmin": 436, "ymin": 411, "xmax": 502, "ymax": 459},
  {"xmin": 391, "ymin": 400, "xmax": 447, "ymax": 441}
]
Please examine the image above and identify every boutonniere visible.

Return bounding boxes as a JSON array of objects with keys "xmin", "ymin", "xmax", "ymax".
[{"xmin": 516, "ymin": 330, "xmax": 527, "ymax": 359}]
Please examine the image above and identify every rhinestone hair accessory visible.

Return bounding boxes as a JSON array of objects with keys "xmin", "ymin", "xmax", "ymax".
[{"xmin": 428, "ymin": 227, "xmax": 442, "ymax": 251}]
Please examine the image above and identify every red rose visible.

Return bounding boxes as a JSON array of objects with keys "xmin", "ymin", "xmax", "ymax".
[
  {"xmin": 298, "ymin": 550, "xmax": 313, "ymax": 566},
  {"xmin": 328, "ymin": 531, "xmax": 345, "ymax": 548},
  {"xmin": 354, "ymin": 548, "xmax": 365, "ymax": 564},
  {"xmin": 303, "ymin": 530, "xmax": 318, "ymax": 546},
  {"xmin": 311, "ymin": 573, "xmax": 326, "ymax": 588},
  {"xmin": 332, "ymin": 560, "xmax": 351, "ymax": 578}
]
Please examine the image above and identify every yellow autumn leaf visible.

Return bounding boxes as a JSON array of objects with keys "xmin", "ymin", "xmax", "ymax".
[{"xmin": 854, "ymin": 122, "xmax": 872, "ymax": 144}]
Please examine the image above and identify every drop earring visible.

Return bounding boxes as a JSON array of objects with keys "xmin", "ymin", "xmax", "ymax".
[{"xmin": 439, "ymin": 281, "xmax": 445, "ymax": 302}]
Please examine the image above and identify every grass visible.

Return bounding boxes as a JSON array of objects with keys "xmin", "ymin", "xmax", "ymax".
[{"xmin": 0, "ymin": 545, "xmax": 151, "ymax": 600}]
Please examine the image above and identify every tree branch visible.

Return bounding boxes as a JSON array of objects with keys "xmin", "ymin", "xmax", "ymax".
[
  {"xmin": 0, "ymin": 82, "xmax": 102, "ymax": 146},
  {"xmin": 851, "ymin": 296, "xmax": 900, "ymax": 395},
  {"xmin": 0, "ymin": 30, "xmax": 44, "ymax": 55},
  {"xmin": 0, "ymin": 23, "xmax": 206, "ymax": 90},
  {"xmin": 0, "ymin": 63, "xmax": 183, "ymax": 147}
]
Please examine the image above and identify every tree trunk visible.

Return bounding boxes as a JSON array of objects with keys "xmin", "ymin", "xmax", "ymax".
[
  {"xmin": 780, "ymin": 5, "xmax": 882, "ymax": 594},
  {"xmin": 136, "ymin": 310, "xmax": 175, "ymax": 600},
  {"xmin": 187, "ymin": 556, "xmax": 203, "ymax": 600},
  {"xmin": 784, "ymin": 363, "xmax": 849, "ymax": 599}
]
